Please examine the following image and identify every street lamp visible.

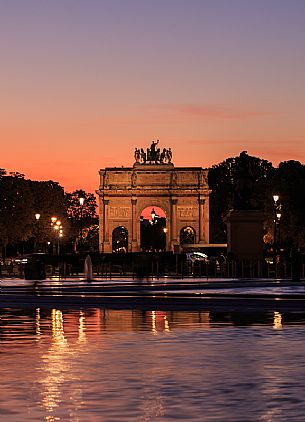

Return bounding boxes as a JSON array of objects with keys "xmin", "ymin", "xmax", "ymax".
[
  {"xmin": 162, "ymin": 227, "xmax": 168, "ymax": 252},
  {"xmin": 34, "ymin": 213, "xmax": 41, "ymax": 252},
  {"xmin": 54, "ymin": 220, "xmax": 63, "ymax": 255},
  {"xmin": 50, "ymin": 217, "xmax": 57, "ymax": 254},
  {"xmin": 51, "ymin": 217, "xmax": 63, "ymax": 255},
  {"xmin": 79, "ymin": 197, "xmax": 85, "ymax": 251},
  {"xmin": 151, "ymin": 208, "xmax": 156, "ymax": 222},
  {"xmin": 151, "ymin": 208, "xmax": 156, "ymax": 252},
  {"xmin": 273, "ymin": 195, "xmax": 282, "ymax": 273}
]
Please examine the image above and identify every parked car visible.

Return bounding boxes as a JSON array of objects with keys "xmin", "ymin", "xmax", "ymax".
[{"xmin": 186, "ymin": 252, "xmax": 209, "ymax": 263}]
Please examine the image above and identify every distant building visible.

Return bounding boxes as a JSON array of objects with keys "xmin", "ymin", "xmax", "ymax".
[{"xmin": 96, "ymin": 142, "xmax": 210, "ymax": 253}]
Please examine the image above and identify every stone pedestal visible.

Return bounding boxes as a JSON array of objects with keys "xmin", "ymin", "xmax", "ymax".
[{"xmin": 226, "ymin": 210, "xmax": 264, "ymax": 260}]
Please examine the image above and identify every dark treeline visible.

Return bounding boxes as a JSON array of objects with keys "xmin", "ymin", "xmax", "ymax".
[
  {"xmin": 0, "ymin": 169, "xmax": 98, "ymax": 258},
  {"xmin": 1, "ymin": 151, "xmax": 305, "ymax": 259},
  {"xmin": 209, "ymin": 152, "xmax": 305, "ymax": 253}
]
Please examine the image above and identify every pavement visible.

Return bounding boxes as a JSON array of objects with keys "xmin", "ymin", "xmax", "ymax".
[{"xmin": 1, "ymin": 276, "xmax": 305, "ymax": 311}]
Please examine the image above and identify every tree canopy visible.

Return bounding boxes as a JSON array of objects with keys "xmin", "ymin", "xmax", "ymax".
[
  {"xmin": 1, "ymin": 153, "xmax": 305, "ymax": 256},
  {"xmin": 270, "ymin": 160, "xmax": 305, "ymax": 249},
  {"xmin": 208, "ymin": 151, "xmax": 274, "ymax": 243},
  {"xmin": 65, "ymin": 189, "xmax": 98, "ymax": 250},
  {"xmin": 0, "ymin": 171, "xmax": 66, "ymax": 257}
]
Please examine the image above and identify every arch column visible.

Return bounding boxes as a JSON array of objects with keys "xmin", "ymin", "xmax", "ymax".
[
  {"xmin": 198, "ymin": 197, "xmax": 205, "ymax": 243},
  {"xmin": 103, "ymin": 198, "xmax": 111, "ymax": 253},
  {"xmin": 99, "ymin": 196, "xmax": 104, "ymax": 252},
  {"xmin": 170, "ymin": 198, "xmax": 178, "ymax": 249},
  {"xmin": 131, "ymin": 197, "xmax": 139, "ymax": 251}
]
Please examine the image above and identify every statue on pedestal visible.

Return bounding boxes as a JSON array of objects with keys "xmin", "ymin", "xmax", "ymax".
[
  {"xmin": 134, "ymin": 140, "xmax": 173, "ymax": 164},
  {"xmin": 166, "ymin": 148, "xmax": 172, "ymax": 163},
  {"xmin": 233, "ymin": 151, "xmax": 256, "ymax": 210},
  {"xmin": 134, "ymin": 148, "xmax": 140, "ymax": 163},
  {"xmin": 150, "ymin": 139, "xmax": 159, "ymax": 161},
  {"xmin": 140, "ymin": 148, "xmax": 146, "ymax": 163},
  {"xmin": 160, "ymin": 148, "xmax": 167, "ymax": 163}
]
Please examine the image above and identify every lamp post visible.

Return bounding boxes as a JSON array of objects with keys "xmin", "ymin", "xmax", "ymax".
[
  {"xmin": 51, "ymin": 217, "xmax": 63, "ymax": 255},
  {"xmin": 163, "ymin": 227, "xmax": 168, "ymax": 252},
  {"xmin": 35, "ymin": 213, "xmax": 41, "ymax": 252},
  {"xmin": 51, "ymin": 217, "xmax": 57, "ymax": 254},
  {"xmin": 55, "ymin": 220, "xmax": 63, "ymax": 255},
  {"xmin": 151, "ymin": 208, "xmax": 156, "ymax": 252},
  {"xmin": 273, "ymin": 195, "xmax": 282, "ymax": 275},
  {"xmin": 79, "ymin": 197, "xmax": 84, "ymax": 251}
]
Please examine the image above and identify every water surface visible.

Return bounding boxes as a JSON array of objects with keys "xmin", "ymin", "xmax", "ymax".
[{"xmin": 1, "ymin": 308, "xmax": 305, "ymax": 421}]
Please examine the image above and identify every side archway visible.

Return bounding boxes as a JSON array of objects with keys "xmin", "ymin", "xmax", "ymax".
[
  {"xmin": 180, "ymin": 226, "xmax": 196, "ymax": 245},
  {"xmin": 112, "ymin": 226, "xmax": 128, "ymax": 253}
]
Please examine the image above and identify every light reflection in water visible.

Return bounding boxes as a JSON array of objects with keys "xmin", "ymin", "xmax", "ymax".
[
  {"xmin": 40, "ymin": 309, "xmax": 83, "ymax": 421},
  {"xmin": 2, "ymin": 308, "xmax": 305, "ymax": 421},
  {"xmin": 35, "ymin": 307, "xmax": 41, "ymax": 341},
  {"xmin": 151, "ymin": 310, "xmax": 157, "ymax": 334},
  {"xmin": 164, "ymin": 315, "xmax": 170, "ymax": 333},
  {"xmin": 150, "ymin": 311, "xmax": 172, "ymax": 334},
  {"xmin": 78, "ymin": 310, "xmax": 87, "ymax": 344},
  {"xmin": 273, "ymin": 311, "xmax": 282, "ymax": 330}
]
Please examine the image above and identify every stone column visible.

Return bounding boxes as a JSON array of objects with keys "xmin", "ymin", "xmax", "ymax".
[
  {"xmin": 99, "ymin": 196, "xmax": 104, "ymax": 253},
  {"xmin": 170, "ymin": 198, "xmax": 178, "ymax": 249},
  {"xmin": 204, "ymin": 195, "xmax": 210, "ymax": 244},
  {"xmin": 103, "ymin": 198, "xmax": 111, "ymax": 252},
  {"xmin": 131, "ymin": 197, "xmax": 138, "ymax": 251},
  {"xmin": 199, "ymin": 197, "xmax": 205, "ymax": 243}
]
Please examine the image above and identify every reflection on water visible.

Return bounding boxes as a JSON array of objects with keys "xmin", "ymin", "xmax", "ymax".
[{"xmin": 2, "ymin": 308, "xmax": 305, "ymax": 421}]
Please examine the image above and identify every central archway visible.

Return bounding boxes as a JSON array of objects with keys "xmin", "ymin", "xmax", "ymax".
[{"xmin": 140, "ymin": 206, "xmax": 167, "ymax": 252}]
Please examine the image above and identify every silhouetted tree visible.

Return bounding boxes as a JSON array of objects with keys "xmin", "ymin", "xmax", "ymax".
[
  {"xmin": 29, "ymin": 180, "xmax": 67, "ymax": 250},
  {"xmin": 208, "ymin": 152, "xmax": 274, "ymax": 243},
  {"xmin": 266, "ymin": 160, "xmax": 305, "ymax": 250},
  {"xmin": 66, "ymin": 189, "xmax": 98, "ymax": 250},
  {"xmin": 0, "ymin": 172, "xmax": 34, "ymax": 258}
]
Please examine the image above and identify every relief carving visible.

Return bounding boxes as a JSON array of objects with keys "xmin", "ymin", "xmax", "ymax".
[
  {"xmin": 177, "ymin": 207, "xmax": 197, "ymax": 218},
  {"xmin": 109, "ymin": 207, "xmax": 131, "ymax": 219},
  {"xmin": 131, "ymin": 171, "xmax": 137, "ymax": 187},
  {"xmin": 198, "ymin": 170, "xmax": 208, "ymax": 187}
]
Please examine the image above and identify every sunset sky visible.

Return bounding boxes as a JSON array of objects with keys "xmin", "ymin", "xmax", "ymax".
[{"xmin": 1, "ymin": 0, "xmax": 305, "ymax": 193}]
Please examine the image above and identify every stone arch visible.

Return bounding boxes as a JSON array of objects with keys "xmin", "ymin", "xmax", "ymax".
[
  {"xmin": 98, "ymin": 162, "xmax": 210, "ymax": 253},
  {"xmin": 180, "ymin": 226, "xmax": 196, "ymax": 245},
  {"xmin": 112, "ymin": 226, "xmax": 128, "ymax": 253},
  {"xmin": 140, "ymin": 206, "xmax": 167, "ymax": 252},
  {"xmin": 136, "ymin": 200, "xmax": 169, "ymax": 220}
]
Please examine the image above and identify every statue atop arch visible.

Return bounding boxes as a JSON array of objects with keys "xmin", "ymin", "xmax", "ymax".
[{"xmin": 134, "ymin": 140, "xmax": 173, "ymax": 164}]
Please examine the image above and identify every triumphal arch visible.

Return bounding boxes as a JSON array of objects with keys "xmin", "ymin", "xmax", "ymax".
[{"xmin": 97, "ymin": 141, "xmax": 210, "ymax": 253}]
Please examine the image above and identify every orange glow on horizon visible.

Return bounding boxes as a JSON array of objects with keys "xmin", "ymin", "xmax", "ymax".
[{"xmin": 1, "ymin": 1, "xmax": 305, "ymax": 193}]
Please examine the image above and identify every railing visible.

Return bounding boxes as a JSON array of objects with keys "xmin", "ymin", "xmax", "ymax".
[{"xmin": 1, "ymin": 256, "xmax": 304, "ymax": 280}]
